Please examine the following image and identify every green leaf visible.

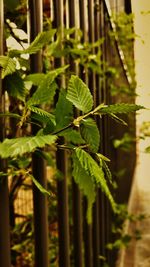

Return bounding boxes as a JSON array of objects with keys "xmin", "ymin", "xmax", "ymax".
[
  {"xmin": 25, "ymin": 73, "xmax": 46, "ymax": 86},
  {"xmin": 75, "ymin": 148, "xmax": 116, "ymax": 212},
  {"xmin": 29, "ymin": 106, "xmax": 55, "ymax": 124},
  {"xmin": 67, "ymin": 75, "xmax": 93, "ymax": 113},
  {"xmin": 99, "ymin": 104, "xmax": 144, "ymax": 115},
  {"xmin": 61, "ymin": 129, "xmax": 85, "ymax": 144},
  {"xmin": 0, "ymin": 112, "xmax": 21, "ymax": 119},
  {"xmin": 72, "ymin": 153, "xmax": 96, "ymax": 223},
  {"xmin": 102, "ymin": 160, "xmax": 113, "ymax": 185},
  {"xmin": 80, "ymin": 118, "xmax": 100, "ymax": 152},
  {"xmin": 0, "ymin": 56, "xmax": 16, "ymax": 78},
  {"xmin": 0, "ymin": 135, "xmax": 57, "ymax": 158},
  {"xmin": 96, "ymin": 153, "xmax": 110, "ymax": 162},
  {"xmin": 28, "ymin": 173, "xmax": 51, "ymax": 196},
  {"xmin": 11, "ymin": 30, "xmax": 56, "ymax": 56},
  {"xmin": 27, "ymin": 66, "xmax": 68, "ymax": 106},
  {"xmin": 55, "ymin": 89, "xmax": 73, "ymax": 130},
  {"xmin": 27, "ymin": 81, "xmax": 57, "ymax": 106},
  {"xmin": 4, "ymin": 73, "xmax": 26, "ymax": 101},
  {"xmin": 109, "ymin": 113, "xmax": 127, "ymax": 126}
]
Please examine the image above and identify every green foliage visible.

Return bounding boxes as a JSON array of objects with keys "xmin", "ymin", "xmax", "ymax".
[
  {"xmin": 28, "ymin": 173, "xmax": 51, "ymax": 196},
  {"xmin": 67, "ymin": 75, "xmax": 93, "ymax": 113},
  {"xmin": 25, "ymin": 73, "xmax": 45, "ymax": 86},
  {"xmin": 80, "ymin": 118, "xmax": 100, "ymax": 152},
  {"xmin": 113, "ymin": 133, "xmax": 135, "ymax": 152},
  {"xmin": 72, "ymin": 154, "xmax": 96, "ymax": 223},
  {"xmin": 27, "ymin": 66, "xmax": 68, "ymax": 106},
  {"xmin": 0, "ymin": 56, "xmax": 16, "ymax": 78},
  {"xmin": 29, "ymin": 106, "xmax": 55, "ymax": 124},
  {"xmin": 74, "ymin": 148, "xmax": 116, "ymax": 213},
  {"xmin": 0, "ymin": 135, "xmax": 57, "ymax": 158},
  {"xmin": 55, "ymin": 90, "xmax": 73, "ymax": 131},
  {"xmin": 4, "ymin": 72, "xmax": 26, "ymax": 101},
  {"xmin": 10, "ymin": 30, "xmax": 56, "ymax": 56},
  {"xmin": 0, "ymin": 26, "xmax": 144, "ymax": 226},
  {"xmin": 99, "ymin": 104, "xmax": 144, "ymax": 114}
]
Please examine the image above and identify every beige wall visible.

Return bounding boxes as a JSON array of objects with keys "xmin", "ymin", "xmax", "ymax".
[{"xmin": 132, "ymin": 1, "xmax": 150, "ymax": 189}]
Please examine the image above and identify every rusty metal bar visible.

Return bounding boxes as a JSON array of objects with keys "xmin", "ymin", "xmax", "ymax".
[
  {"xmin": 28, "ymin": 1, "xmax": 49, "ymax": 266},
  {"xmin": 53, "ymin": 1, "xmax": 70, "ymax": 266},
  {"xmin": 0, "ymin": 1, "xmax": 11, "ymax": 266}
]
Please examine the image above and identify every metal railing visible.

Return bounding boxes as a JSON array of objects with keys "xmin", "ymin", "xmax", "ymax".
[{"xmin": 0, "ymin": 0, "xmax": 135, "ymax": 266}]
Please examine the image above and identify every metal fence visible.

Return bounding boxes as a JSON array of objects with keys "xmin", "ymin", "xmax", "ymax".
[{"xmin": 0, "ymin": 0, "xmax": 135, "ymax": 266}]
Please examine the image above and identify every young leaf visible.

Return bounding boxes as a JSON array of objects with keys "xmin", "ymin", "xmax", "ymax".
[
  {"xmin": 61, "ymin": 129, "xmax": 85, "ymax": 144},
  {"xmin": 0, "ymin": 56, "xmax": 16, "ymax": 78},
  {"xmin": 10, "ymin": 30, "xmax": 56, "ymax": 56},
  {"xmin": 27, "ymin": 66, "xmax": 68, "ymax": 106},
  {"xmin": 25, "ymin": 73, "xmax": 46, "ymax": 86},
  {"xmin": 29, "ymin": 106, "xmax": 55, "ymax": 124},
  {"xmin": 67, "ymin": 75, "xmax": 93, "ymax": 113},
  {"xmin": 28, "ymin": 173, "xmax": 51, "ymax": 196},
  {"xmin": 4, "ymin": 72, "xmax": 26, "ymax": 101},
  {"xmin": 99, "ymin": 104, "xmax": 144, "ymax": 114},
  {"xmin": 75, "ymin": 148, "xmax": 116, "ymax": 212},
  {"xmin": 55, "ymin": 89, "xmax": 73, "ymax": 130},
  {"xmin": 72, "ymin": 153, "xmax": 96, "ymax": 223},
  {"xmin": 27, "ymin": 81, "xmax": 57, "ymax": 106},
  {"xmin": 0, "ymin": 112, "xmax": 21, "ymax": 119},
  {"xmin": 0, "ymin": 135, "xmax": 57, "ymax": 158},
  {"xmin": 80, "ymin": 118, "xmax": 100, "ymax": 152}
]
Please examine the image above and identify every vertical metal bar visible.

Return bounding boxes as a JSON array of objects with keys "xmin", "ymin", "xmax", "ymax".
[
  {"xmin": 79, "ymin": 2, "xmax": 94, "ymax": 266},
  {"xmin": 53, "ymin": 1, "xmax": 70, "ymax": 266},
  {"xmin": 68, "ymin": 1, "xmax": 83, "ymax": 266},
  {"xmin": 28, "ymin": 1, "xmax": 49, "ymax": 267},
  {"xmin": 0, "ymin": 1, "xmax": 11, "ymax": 266}
]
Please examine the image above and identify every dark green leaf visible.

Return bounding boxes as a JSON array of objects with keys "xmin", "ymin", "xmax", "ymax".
[
  {"xmin": 75, "ymin": 148, "xmax": 116, "ymax": 212},
  {"xmin": 28, "ymin": 173, "xmax": 51, "ymax": 196},
  {"xmin": 99, "ymin": 104, "xmax": 144, "ymax": 115},
  {"xmin": 61, "ymin": 129, "xmax": 85, "ymax": 144},
  {"xmin": 55, "ymin": 89, "xmax": 73, "ymax": 130},
  {"xmin": 72, "ymin": 153, "xmax": 96, "ymax": 223},
  {"xmin": 4, "ymin": 73, "xmax": 26, "ymax": 101},
  {"xmin": 27, "ymin": 66, "xmax": 68, "ymax": 106},
  {"xmin": 80, "ymin": 118, "xmax": 100, "ymax": 152}
]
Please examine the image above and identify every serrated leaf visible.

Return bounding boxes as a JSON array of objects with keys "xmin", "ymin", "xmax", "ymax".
[
  {"xmin": 102, "ymin": 160, "xmax": 113, "ymax": 185},
  {"xmin": 80, "ymin": 118, "xmax": 100, "ymax": 152},
  {"xmin": 67, "ymin": 75, "xmax": 93, "ymax": 113},
  {"xmin": 29, "ymin": 106, "xmax": 55, "ymax": 124},
  {"xmin": 75, "ymin": 148, "xmax": 116, "ymax": 212},
  {"xmin": 25, "ymin": 73, "xmax": 46, "ymax": 86},
  {"xmin": 10, "ymin": 30, "xmax": 56, "ymax": 56},
  {"xmin": 0, "ymin": 56, "xmax": 16, "ymax": 78},
  {"xmin": 28, "ymin": 173, "xmax": 51, "ymax": 196},
  {"xmin": 27, "ymin": 81, "xmax": 57, "ymax": 106},
  {"xmin": 72, "ymin": 153, "xmax": 96, "ymax": 223},
  {"xmin": 27, "ymin": 66, "xmax": 68, "ymax": 106},
  {"xmin": 0, "ymin": 135, "xmax": 57, "ymax": 158},
  {"xmin": 61, "ymin": 129, "xmax": 85, "ymax": 144},
  {"xmin": 55, "ymin": 89, "xmax": 73, "ymax": 130},
  {"xmin": 99, "ymin": 104, "xmax": 144, "ymax": 114},
  {"xmin": 4, "ymin": 72, "xmax": 26, "ymax": 101},
  {"xmin": 0, "ymin": 112, "xmax": 21, "ymax": 119}
]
